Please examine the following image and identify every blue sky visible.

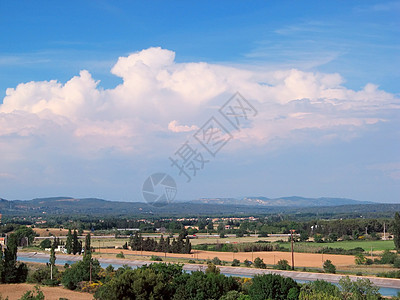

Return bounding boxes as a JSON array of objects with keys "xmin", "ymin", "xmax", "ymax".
[{"xmin": 0, "ymin": 1, "xmax": 399, "ymax": 203}]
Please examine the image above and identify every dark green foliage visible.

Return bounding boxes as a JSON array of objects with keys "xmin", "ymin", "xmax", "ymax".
[
  {"xmin": 72, "ymin": 229, "xmax": 79, "ymax": 255},
  {"xmin": 19, "ymin": 286, "xmax": 45, "ymax": 300},
  {"xmin": 323, "ymin": 260, "xmax": 336, "ymax": 274},
  {"xmin": 339, "ymin": 276, "xmax": 382, "ymax": 299},
  {"xmin": 39, "ymin": 239, "xmax": 52, "ymax": 249},
  {"xmin": 0, "ymin": 233, "xmax": 28, "ymax": 283},
  {"xmin": 377, "ymin": 249, "xmax": 397, "ymax": 264},
  {"xmin": 212, "ymin": 256, "xmax": 222, "ymax": 265},
  {"xmin": 95, "ymin": 263, "xmax": 186, "ymax": 300},
  {"xmin": 231, "ymin": 259, "xmax": 240, "ymax": 266},
  {"xmin": 150, "ymin": 255, "xmax": 162, "ymax": 261},
  {"xmin": 65, "ymin": 229, "xmax": 73, "ymax": 254},
  {"xmin": 253, "ymin": 257, "xmax": 266, "ymax": 269},
  {"xmin": 299, "ymin": 232, "xmax": 309, "ymax": 242},
  {"xmin": 317, "ymin": 247, "xmax": 364, "ymax": 255},
  {"xmin": 243, "ymin": 259, "xmax": 251, "ymax": 267},
  {"xmin": 248, "ymin": 274, "xmax": 300, "ymax": 300},
  {"xmin": 276, "ymin": 259, "xmax": 291, "ymax": 270},
  {"xmin": 394, "ymin": 212, "xmax": 400, "ymax": 251},
  {"xmin": 61, "ymin": 255, "xmax": 101, "ymax": 290},
  {"xmin": 173, "ymin": 270, "xmax": 241, "ymax": 300},
  {"xmin": 129, "ymin": 231, "xmax": 191, "ymax": 254}
]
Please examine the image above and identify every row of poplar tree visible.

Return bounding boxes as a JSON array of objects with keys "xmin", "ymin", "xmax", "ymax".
[
  {"xmin": 65, "ymin": 229, "xmax": 83, "ymax": 254},
  {"xmin": 128, "ymin": 231, "xmax": 192, "ymax": 254}
]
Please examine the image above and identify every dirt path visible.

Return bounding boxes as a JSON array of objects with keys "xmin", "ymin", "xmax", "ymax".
[
  {"xmin": 99, "ymin": 249, "xmax": 355, "ymax": 268},
  {"xmin": 0, "ymin": 283, "xmax": 93, "ymax": 300}
]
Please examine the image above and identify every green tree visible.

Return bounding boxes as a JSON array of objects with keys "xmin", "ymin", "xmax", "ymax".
[
  {"xmin": 276, "ymin": 259, "xmax": 291, "ymax": 270},
  {"xmin": 205, "ymin": 263, "xmax": 221, "ymax": 275},
  {"xmin": 0, "ymin": 233, "xmax": 28, "ymax": 283},
  {"xmin": 231, "ymin": 259, "xmax": 240, "ymax": 267},
  {"xmin": 84, "ymin": 233, "xmax": 91, "ymax": 257},
  {"xmin": 394, "ymin": 212, "xmax": 400, "ymax": 252},
  {"xmin": 253, "ymin": 257, "xmax": 266, "ymax": 269},
  {"xmin": 323, "ymin": 260, "xmax": 336, "ymax": 274},
  {"xmin": 65, "ymin": 229, "xmax": 73, "ymax": 254},
  {"xmin": 39, "ymin": 239, "xmax": 52, "ymax": 249},
  {"xmin": 19, "ymin": 286, "xmax": 44, "ymax": 300},
  {"xmin": 95, "ymin": 267, "xmax": 173, "ymax": 300},
  {"xmin": 299, "ymin": 280, "xmax": 341, "ymax": 300},
  {"xmin": 339, "ymin": 276, "xmax": 382, "ymax": 300},
  {"xmin": 355, "ymin": 253, "xmax": 366, "ymax": 265},
  {"xmin": 61, "ymin": 255, "xmax": 101, "ymax": 290},
  {"xmin": 249, "ymin": 274, "xmax": 300, "ymax": 300},
  {"xmin": 72, "ymin": 229, "xmax": 79, "ymax": 255}
]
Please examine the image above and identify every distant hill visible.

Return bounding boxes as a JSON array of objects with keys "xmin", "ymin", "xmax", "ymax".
[
  {"xmin": 192, "ymin": 196, "xmax": 372, "ymax": 207},
  {"xmin": 0, "ymin": 195, "xmax": 393, "ymax": 218}
]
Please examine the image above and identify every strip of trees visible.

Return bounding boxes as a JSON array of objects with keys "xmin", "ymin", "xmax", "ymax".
[{"xmin": 128, "ymin": 230, "xmax": 191, "ymax": 254}]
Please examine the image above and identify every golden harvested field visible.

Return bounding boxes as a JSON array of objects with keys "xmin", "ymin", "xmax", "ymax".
[
  {"xmin": 0, "ymin": 283, "xmax": 93, "ymax": 300},
  {"xmin": 98, "ymin": 249, "xmax": 356, "ymax": 268},
  {"xmin": 33, "ymin": 228, "xmax": 90, "ymax": 237}
]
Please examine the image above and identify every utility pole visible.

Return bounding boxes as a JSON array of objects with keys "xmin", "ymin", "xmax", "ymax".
[
  {"xmin": 290, "ymin": 229, "xmax": 295, "ymax": 270},
  {"xmin": 384, "ymin": 222, "xmax": 386, "ymax": 240},
  {"xmin": 50, "ymin": 264, "xmax": 53, "ymax": 280}
]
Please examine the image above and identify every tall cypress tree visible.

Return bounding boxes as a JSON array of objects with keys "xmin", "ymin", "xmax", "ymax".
[
  {"xmin": 72, "ymin": 229, "xmax": 79, "ymax": 255},
  {"xmin": 65, "ymin": 229, "xmax": 73, "ymax": 254},
  {"xmin": 394, "ymin": 212, "xmax": 400, "ymax": 252},
  {"xmin": 84, "ymin": 233, "xmax": 91, "ymax": 258}
]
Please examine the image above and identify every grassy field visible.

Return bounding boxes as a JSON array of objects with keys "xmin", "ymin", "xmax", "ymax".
[{"xmin": 278, "ymin": 240, "xmax": 395, "ymax": 252}]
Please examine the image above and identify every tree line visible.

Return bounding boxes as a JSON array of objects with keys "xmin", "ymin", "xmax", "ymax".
[{"xmin": 128, "ymin": 230, "xmax": 191, "ymax": 254}]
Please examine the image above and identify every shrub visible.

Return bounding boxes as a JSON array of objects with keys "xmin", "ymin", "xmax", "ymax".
[
  {"xmin": 276, "ymin": 259, "xmax": 291, "ymax": 270},
  {"xmin": 231, "ymin": 259, "xmax": 240, "ymax": 267},
  {"xmin": 19, "ymin": 286, "xmax": 44, "ymax": 300},
  {"xmin": 212, "ymin": 257, "xmax": 222, "ymax": 265},
  {"xmin": 379, "ymin": 250, "xmax": 397, "ymax": 264},
  {"xmin": 188, "ymin": 259, "xmax": 196, "ymax": 263},
  {"xmin": 253, "ymin": 257, "xmax": 266, "ymax": 269},
  {"xmin": 39, "ymin": 239, "xmax": 52, "ymax": 249},
  {"xmin": 244, "ymin": 259, "xmax": 251, "ymax": 267},
  {"xmin": 150, "ymin": 255, "xmax": 162, "ymax": 261},
  {"xmin": 249, "ymin": 274, "xmax": 300, "ymax": 300},
  {"xmin": 323, "ymin": 260, "xmax": 336, "ymax": 274},
  {"xmin": 205, "ymin": 263, "xmax": 220, "ymax": 274},
  {"xmin": 355, "ymin": 253, "xmax": 366, "ymax": 265},
  {"xmin": 116, "ymin": 252, "xmax": 125, "ymax": 259},
  {"xmin": 314, "ymin": 234, "xmax": 324, "ymax": 243}
]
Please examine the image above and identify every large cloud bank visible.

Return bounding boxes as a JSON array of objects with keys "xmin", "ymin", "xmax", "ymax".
[{"xmin": 1, "ymin": 47, "xmax": 398, "ymax": 164}]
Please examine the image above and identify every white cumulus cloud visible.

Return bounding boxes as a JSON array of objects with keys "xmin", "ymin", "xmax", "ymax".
[{"xmin": 0, "ymin": 46, "xmax": 398, "ymax": 162}]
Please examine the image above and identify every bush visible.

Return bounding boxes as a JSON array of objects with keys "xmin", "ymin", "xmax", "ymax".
[
  {"xmin": 116, "ymin": 252, "xmax": 125, "ymax": 259},
  {"xmin": 253, "ymin": 257, "xmax": 266, "ymax": 269},
  {"xmin": 212, "ymin": 257, "xmax": 222, "ymax": 265},
  {"xmin": 244, "ymin": 259, "xmax": 251, "ymax": 267},
  {"xmin": 249, "ymin": 274, "xmax": 300, "ymax": 300},
  {"xmin": 150, "ymin": 255, "xmax": 162, "ymax": 261},
  {"xmin": 205, "ymin": 263, "xmax": 220, "ymax": 274},
  {"xmin": 314, "ymin": 234, "xmax": 324, "ymax": 243},
  {"xmin": 231, "ymin": 259, "xmax": 240, "ymax": 267},
  {"xmin": 276, "ymin": 259, "xmax": 291, "ymax": 270},
  {"xmin": 394, "ymin": 258, "xmax": 400, "ymax": 268},
  {"xmin": 378, "ymin": 250, "xmax": 397, "ymax": 264},
  {"xmin": 355, "ymin": 253, "xmax": 366, "ymax": 265},
  {"xmin": 188, "ymin": 259, "xmax": 196, "ymax": 263},
  {"xmin": 39, "ymin": 239, "xmax": 52, "ymax": 249},
  {"xmin": 19, "ymin": 286, "xmax": 44, "ymax": 300},
  {"xmin": 323, "ymin": 260, "xmax": 336, "ymax": 274}
]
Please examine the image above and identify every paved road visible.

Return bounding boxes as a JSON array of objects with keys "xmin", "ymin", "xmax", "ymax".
[
  {"xmin": 34, "ymin": 233, "xmax": 294, "ymax": 239},
  {"xmin": 18, "ymin": 252, "xmax": 400, "ymax": 288}
]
